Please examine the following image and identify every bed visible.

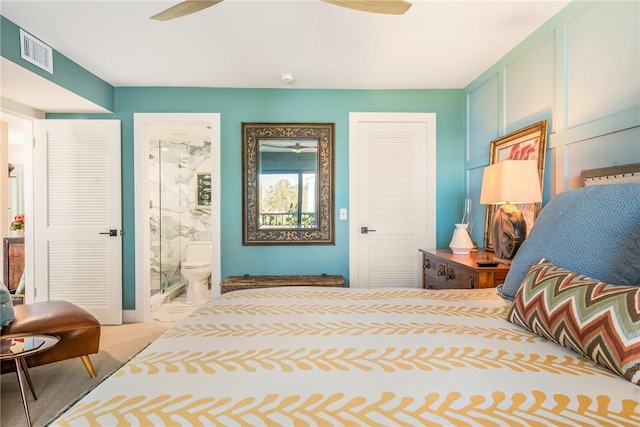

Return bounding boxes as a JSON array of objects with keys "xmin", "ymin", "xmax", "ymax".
[
  {"xmin": 50, "ymin": 286, "xmax": 639, "ymax": 426},
  {"xmin": 50, "ymin": 166, "xmax": 640, "ymax": 427}
]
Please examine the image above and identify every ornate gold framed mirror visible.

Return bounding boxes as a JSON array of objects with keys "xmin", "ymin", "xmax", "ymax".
[{"xmin": 242, "ymin": 123, "xmax": 335, "ymax": 245}]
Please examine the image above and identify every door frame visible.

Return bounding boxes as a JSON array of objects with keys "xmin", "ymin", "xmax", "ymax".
[
  {"xmin": 1, "ymin": 107, "xmax": 40, "ymax": 304},
  {"xmin": 348, "ymin": 112, "xmax": 437, "ymax": 288},
  {"xmin": 132, "ymin": 113, "xmax": 221, "ymax": 323}
]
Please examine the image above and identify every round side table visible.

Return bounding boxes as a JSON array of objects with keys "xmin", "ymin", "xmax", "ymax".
[{"xmin": 0, "ymin": 334, "xmax": 60, "ymax": 427}]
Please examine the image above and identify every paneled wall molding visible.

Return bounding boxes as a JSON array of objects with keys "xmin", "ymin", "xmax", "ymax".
[
  {"xmin": 504, "ymin": 32, "xmax": 556, "ymax": 133},
  {"xmin": 552, "ymin": 124, "xmax": 640, "ymax": 192},
  {"xmin": 465, "ymin": 0, "xmax": 639, "ymax": 245},
  {"xmin": 464, "ymin": 2, "xmax": 581, "ymax": 95},
  {"xmin": 552, "ymin": 108, "xmax": 640, "ymax": 148},
  {"xmin": 554, "ymin": 21, "xmax": 567, "ymax": 138},
  {"xmin": 465, "ymin": 157, "xmax": 490, "ymax": 171}
]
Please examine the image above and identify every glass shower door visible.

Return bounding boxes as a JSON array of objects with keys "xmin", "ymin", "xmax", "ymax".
[{"xmin": 150, "ymin": 139, "xmax": 186, "ymax": 295}]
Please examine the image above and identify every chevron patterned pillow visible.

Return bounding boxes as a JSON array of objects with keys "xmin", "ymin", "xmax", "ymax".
[{"xmin": 507, "ymin": 258, "xmax": 640, "ymax": 385}]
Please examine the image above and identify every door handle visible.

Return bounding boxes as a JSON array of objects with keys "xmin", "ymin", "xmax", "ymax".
[
  {"xmin": 361, "ymin": 227, "xmax": 377, "ymax": 234},
  {"xmin": 99, "ymin": 229, "xmax": 118, "ymax": 237}
]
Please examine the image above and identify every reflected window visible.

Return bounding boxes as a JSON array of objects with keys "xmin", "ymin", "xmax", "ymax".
[
  {"xmin": 258, "ymin": 139, "xmax": 318, "ymax": 229},
  {"xmin": 259, "ymin": 172, "xmax": 316, "ymax": 228}
]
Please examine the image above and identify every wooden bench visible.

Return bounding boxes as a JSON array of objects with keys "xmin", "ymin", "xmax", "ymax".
[{"xmin": 221, "ymin": 274, "xmax": 345, "ymax": 294}]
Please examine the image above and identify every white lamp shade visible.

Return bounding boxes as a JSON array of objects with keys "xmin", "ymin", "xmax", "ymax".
[{"xmin": 479, "ymin": 159, "xmax": 542, "ymax": 205}]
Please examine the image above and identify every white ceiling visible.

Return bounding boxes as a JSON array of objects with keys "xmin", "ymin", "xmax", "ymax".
[
  {"xmin": 0, "ymin": 0, "xmax": 570, "ymax": 141},
  {"xmin": 1, "ymin": 0, "xmax": 570, "ymax": 92}
]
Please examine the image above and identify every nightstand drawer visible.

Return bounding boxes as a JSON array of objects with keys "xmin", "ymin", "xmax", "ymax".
[
  {"xmin": 425, "ymin": 263, "xmax": 477, "ymax": 289},
  {"xmin": 447, "ymin": 264, "xmax": 480, "ymax": 289},
  {"xmin": 424, "ymin": 275, "xmax": 462, "ymax": 290},
  {"xmin": 419, "ymin": 249, "xmax": 510, "ymax": 290},
  {"xmin": 423, "ymin": 254, "xmax": 447, "ymax": 280}
]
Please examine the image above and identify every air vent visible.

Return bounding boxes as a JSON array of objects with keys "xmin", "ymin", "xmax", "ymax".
[{"xmin": 19, "ymin": 29, "xmax": 53, "ymax": 74}]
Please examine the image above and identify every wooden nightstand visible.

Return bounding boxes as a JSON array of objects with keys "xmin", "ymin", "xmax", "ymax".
[
  {"xmin": 3, "ymin": 237, "xmax": 24, "ymax": 292},
  {"xmin": 419, "ymin": 249, "xmax": 510, "ymax": 290}
]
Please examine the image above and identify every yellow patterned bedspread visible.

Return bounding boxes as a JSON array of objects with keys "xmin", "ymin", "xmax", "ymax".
[{"xmin": 52, "ymin": 287, "xmax": 639, "ymax": 426}]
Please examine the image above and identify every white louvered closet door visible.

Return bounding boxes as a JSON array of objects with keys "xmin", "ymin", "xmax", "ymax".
[
  {"xmin": 33, "ymin": 120, "xmax": 122, "ymax": 324},
  {"xmin": 352, "ymin": 115, "xmax": 436, "ymax": 288}
]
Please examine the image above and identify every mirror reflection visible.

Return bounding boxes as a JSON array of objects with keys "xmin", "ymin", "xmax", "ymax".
[
  {"xmin": 242, "ymin": 123, "xmax": 335, "ymax": 245},
  {"xmin": 259, "ymin": 140, "xmax": 318, "ymax": 229}
]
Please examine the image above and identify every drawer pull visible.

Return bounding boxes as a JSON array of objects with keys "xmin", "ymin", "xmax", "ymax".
[
  {"xmin": 437, "ymin": 265, "xmax": 445, "ymax": 276},
  {"xmin": 446, "ymin": 268, "xmax": 454, "ymax": 280},
  {"xmin": 468, "ymin": 277, "xmax": 475, "ymax": 289},
  {"xmin": 423, "ymin": 260, "xmax": 431, "ymax": 269}
]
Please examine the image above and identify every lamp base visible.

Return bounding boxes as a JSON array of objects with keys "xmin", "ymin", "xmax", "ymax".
[{"xmin": 491, "ymin": 202, "xmax": 527, "ymax": 261}]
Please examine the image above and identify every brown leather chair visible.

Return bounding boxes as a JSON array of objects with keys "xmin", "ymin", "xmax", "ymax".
[{"xmin": 1, "ymin": 300, "xmax": 101, "ymax": 377}]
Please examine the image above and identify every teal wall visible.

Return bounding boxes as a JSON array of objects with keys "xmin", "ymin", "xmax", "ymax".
[
  {"xmin": 463, "ymin": 0, "xmax": 640, "ymax": 248},
  {"xmin": 8, "ymin": 1, "xmax": 637, "ymax": 312},
  {"xmin": 53, "ymin": 88, "xmax": 465, "ymax": 309},
  {"xmin": 0, "ymin": 16, "xmax": 115, "ymax": 111}
]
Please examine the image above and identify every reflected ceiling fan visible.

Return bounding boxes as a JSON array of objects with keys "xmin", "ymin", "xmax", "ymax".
[
  {"xmin": 261, "ymin": 142, "xmax": 317, "ymax": 153},
  {"xmin": 151, "ymin": 0, "xmax": 412, "ymax": 21}
]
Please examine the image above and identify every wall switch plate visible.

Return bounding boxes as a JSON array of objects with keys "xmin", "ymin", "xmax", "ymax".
[{"xmin": 339, "ymin": 208, "xmax": 348, "ymax": 220}]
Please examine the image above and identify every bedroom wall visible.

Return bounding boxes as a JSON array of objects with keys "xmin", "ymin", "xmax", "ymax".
[
  {"xmin": 52, "ymin": 88, "xmax": 465, "ymax": 309},
  {"xmin": 464, "ymin": 0, "xmax": 640, "ymax": 249},
  {"xmin": 0, "ymin": 16, "xmax": 114, "ymax": 112},
  {"xmin": 1, "ymin": 13, "xmax": 465, "ymax": 311},
  {"xmin": 11, "ymin": 1, "xmax": 635, "ymax": 310}
]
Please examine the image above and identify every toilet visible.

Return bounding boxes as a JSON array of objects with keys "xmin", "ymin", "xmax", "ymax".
[{"xmin": 181, "ymin": 241, "xmax": 212, "ymax": 304}]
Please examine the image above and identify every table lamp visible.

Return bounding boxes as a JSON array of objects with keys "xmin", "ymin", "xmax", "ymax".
[{"xmin": 479, "ymin": 159, "xmax": 542, "ymax": 263}]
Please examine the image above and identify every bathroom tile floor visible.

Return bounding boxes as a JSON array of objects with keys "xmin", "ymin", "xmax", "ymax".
[{"xmin": 152, "ymin": 291, "xmax": 211, "ymax": 323}]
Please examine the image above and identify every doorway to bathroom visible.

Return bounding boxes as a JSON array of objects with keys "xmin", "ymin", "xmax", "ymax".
[{"xmin": 134, "ymin": 113, "xmax": 221, "ymax": 323}]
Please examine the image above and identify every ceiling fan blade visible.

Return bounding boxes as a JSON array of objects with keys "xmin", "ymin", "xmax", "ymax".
[
  {"xmin": 151, "ymin": 0, "xmax": 224, "ymax": 21},
  {"xmin": 322, "ymin": 0, "xmax": 412, "ymax": 15}
]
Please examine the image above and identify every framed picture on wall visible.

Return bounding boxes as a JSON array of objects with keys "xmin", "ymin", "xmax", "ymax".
[
  {"xmin": 196, "ymin": 172, "xmax": 212, "ymax": 209},
  {"xmin": 483, "ymin": 120, "xmax": 548, "ymax": 251}
]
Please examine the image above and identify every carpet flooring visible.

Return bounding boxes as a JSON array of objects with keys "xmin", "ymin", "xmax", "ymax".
[{"xmin": 1, "ymin": 322, "xmax": 171, "ymax": 427}]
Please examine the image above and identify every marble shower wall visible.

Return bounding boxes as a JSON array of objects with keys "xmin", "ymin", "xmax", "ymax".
[{"xmin": 149, "ymin": 138, "xmax": 212, "ymax": 294}]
